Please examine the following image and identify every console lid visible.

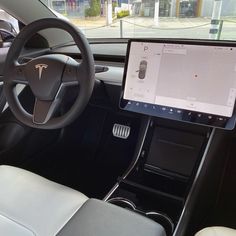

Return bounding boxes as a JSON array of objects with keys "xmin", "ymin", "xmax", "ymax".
[{"xmin": 57, "ymin": 199, "xmax": 166, "ymax": 236}]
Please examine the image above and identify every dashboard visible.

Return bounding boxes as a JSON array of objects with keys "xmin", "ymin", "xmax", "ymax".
[
  {"xmin": 120, "ymin": 39, "xmax": 236, "ymax": 130},
  {"xmin": 2, "ymin": 39, "xmax": 236, "ymax": 130}
]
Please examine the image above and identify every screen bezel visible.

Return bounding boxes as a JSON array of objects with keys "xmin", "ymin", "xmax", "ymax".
[{"xmin": 120, "ymin": 39, "xmax": 236, "ymax": 130}]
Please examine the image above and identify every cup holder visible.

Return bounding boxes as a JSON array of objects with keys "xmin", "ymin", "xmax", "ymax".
[
  {"xmin": 146, "ymin": 211, "xmax": 174, "ymax": 236},
  {"xmin": 107, "ymin": 197, "xmax": 136, "ymax": 210},
  {"xmin": 107, "ymin": 197, "xmax": 174, "ymax": 236}
]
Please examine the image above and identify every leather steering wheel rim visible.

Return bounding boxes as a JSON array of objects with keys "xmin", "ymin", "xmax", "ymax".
[{"xmin": 3, "ymin": 18, "xmax": 95, "ymax": 129}]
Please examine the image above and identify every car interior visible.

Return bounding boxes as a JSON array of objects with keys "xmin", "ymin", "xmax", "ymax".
[{"xmin": 0, "ymin": 0, "xmax": 235, "ymax": 236}]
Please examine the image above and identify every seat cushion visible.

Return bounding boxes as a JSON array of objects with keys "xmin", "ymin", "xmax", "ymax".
[
  {"xmin": 0, "ymin": 165, "xmax": 88, "ymax": 236},
  {"xmin": 57, "ymin": 198, "xmax": 166, "ymax": 236},
  {"xmin": 195, "ymin": 226, "xmax": 236, "ymax": 236}
]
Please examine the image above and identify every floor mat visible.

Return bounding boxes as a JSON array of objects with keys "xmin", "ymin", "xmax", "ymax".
[{"xmin": 22, "ymin": 105, "xmax": 141, "ymax": 199}]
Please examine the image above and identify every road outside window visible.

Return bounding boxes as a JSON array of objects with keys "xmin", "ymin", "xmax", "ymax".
[{"xmin": 41, "ymin": 0, "xmax": 236, "ymax": 40}]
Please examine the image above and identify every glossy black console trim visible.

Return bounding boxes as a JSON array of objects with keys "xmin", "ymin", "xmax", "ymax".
[
  {"xmin": 120, "ymin": 178, "xmax": 184, "ymax": 203},
  {"xmin": 173, "ymin": 128, "xmax": 215, "ymax": 236},
  {"xmin": 103, "ymin": 116, "xmax": 151, "ymax": 201}
]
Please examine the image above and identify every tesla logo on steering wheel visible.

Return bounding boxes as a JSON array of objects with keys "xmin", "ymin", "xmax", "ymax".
[{"xmin": 35, "ymin": 64, "xmax": 48, "ymax": 80}]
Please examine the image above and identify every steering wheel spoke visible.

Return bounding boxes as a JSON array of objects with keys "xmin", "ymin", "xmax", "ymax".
[{"xmin": 33, "ymin": 98, "xmax": 60, "ymax": 124}]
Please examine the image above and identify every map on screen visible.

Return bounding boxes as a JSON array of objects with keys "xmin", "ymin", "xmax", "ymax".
[{"xmin": 123, "ymin": 41, "xmax": 236, "ymax": 117}]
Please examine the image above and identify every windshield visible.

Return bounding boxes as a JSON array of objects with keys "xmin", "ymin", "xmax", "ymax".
[{"xmin": 41, "ymin": 0, "xmax": 235, "ymax": 40}]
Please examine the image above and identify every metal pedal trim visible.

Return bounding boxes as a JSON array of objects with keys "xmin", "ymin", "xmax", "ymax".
[{"xmin": 112, "ymin": 123, "xmax": 130, "ymax": 139}]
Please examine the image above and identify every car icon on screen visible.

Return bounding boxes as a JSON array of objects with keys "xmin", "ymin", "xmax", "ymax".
[{"xmin": 137, "ymin": 60, "xmax": 147, "ymax": 79}]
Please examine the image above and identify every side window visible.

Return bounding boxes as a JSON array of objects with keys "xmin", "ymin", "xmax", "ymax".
[
  {"xmin": 0, "ymin": 9, "xmax": 19, "ymax": 43},
  {"xmin": 0, "ymin": 10, "xmax": 19, "ymax": 112},
  {"xmin": 0, "ymin": 9, "xmax": 19, "ymax": 34}
]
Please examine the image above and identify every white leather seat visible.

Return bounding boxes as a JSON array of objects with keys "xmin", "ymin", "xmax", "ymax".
[
  {"xmin": 195, "ymin": 226, "xmax": 236, "ymax": 236},
  {"xmin": 0, "ymin": 165, "xmax": 167, "ymax": 236},
  {"xmin": 0, "ymin": 165, "xmax": 88, "ymax": 236}
]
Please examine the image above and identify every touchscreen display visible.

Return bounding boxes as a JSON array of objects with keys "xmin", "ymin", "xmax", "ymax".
[
  {"xmin": 124, "ymin": 41, "xmax": 236, "ymax": 117},
  {"xmin": 121, "ymin": 40, "xmax": 236, "ymax": 129}
]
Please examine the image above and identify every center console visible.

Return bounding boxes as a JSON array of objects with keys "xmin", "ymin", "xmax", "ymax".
[
  {"xmin": 105, "ymin": 118, "xmax": 210, "ymax": 236},
  {"xmin": 105, "ymin": 39, "xmax": 236, "ymax": 235}
]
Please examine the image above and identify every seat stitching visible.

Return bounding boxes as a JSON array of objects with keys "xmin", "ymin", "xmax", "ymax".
[{"xmin": 0, "ymin": 211, "xmax": 36, "ymax": 236}]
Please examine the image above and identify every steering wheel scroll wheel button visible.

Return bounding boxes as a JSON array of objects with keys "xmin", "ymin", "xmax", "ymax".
[{"xmin": 62, "ymin": 57, "xmax": 80, "ymax": 85}]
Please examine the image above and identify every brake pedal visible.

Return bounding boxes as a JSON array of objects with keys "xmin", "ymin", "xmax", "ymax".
[{"xmin": 112, "ymin": 124, "xmax": 130, "ymax": 139}]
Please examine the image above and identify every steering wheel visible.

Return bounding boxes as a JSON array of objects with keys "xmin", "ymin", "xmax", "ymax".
[{"xmin": 3, "ymin": 18, "xmax": 95, "ymax": 129}]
